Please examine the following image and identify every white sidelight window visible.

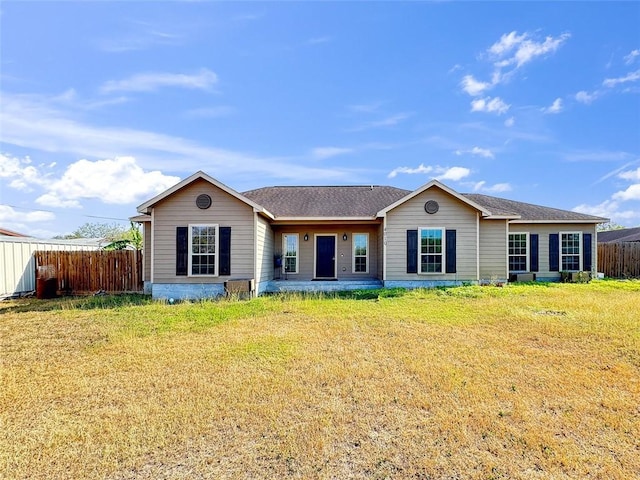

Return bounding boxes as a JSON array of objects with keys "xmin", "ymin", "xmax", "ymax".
[
  {"xmin": 353, "ymin": 233, "xmax": 369, "ymax": 273},
  {"xmin": 283, "ymin": 234, "xmax": 299, "ymax": 274}
]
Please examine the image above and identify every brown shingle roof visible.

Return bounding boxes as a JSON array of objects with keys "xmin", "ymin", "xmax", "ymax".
[
  {"xmin": 462, "ymin": 193, "xmax": 607, "ymax": 222},
  {"xmin": 243, "ymin": 185, "xmax": 607, "ymax": 223},
  {"xmin": 243, "ymin": 185, "xmax": 411, "ymax": 217}
]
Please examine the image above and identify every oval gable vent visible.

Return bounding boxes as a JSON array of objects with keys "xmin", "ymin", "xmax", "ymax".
[
  {"xmin": 424, "ymin": 200, "xmax": 439, "ymax": 214},
  {"xmin": 196, "ymin": 194, "xmax": 212, "ymax": 209}
]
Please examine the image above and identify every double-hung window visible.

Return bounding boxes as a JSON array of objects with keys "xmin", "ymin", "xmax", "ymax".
[
  {"xmin": 419, "ymin": 228, "xmax": 444, "ymax": 273},
  {"xmin": 508, "ymin": 233, "xmax": 528, "ymax": 272},
  {"xmin": 189, "ymin": 224, "xmax": 218, "ymax": 276},
  {"xmin": 561, "ymin": 232, "xmax": 581, "ymax": 271},
  {"xmin": 283, "ymin": 234, "xmax": 299, "ymax": 274},
  {"xmin": 353, "ymin": 233, "xmax": 368, "ymax": 273}
]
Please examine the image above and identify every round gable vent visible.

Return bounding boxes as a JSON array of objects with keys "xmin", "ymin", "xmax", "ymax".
[
  {"xmin": 196, "ymin": 194, "xmax": 212, "ymax": 209},
  {"xmin": 424, "ymin": 200, "xmax": 439, "ymax": 214}
]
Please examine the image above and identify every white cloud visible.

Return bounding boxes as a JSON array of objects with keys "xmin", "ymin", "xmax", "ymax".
[
  {"xmin": 455, "ymin": 147, "xmax": 494, "ymax": 159},
  {"xmin": 460, "ymin": 75, "xmax": 491, "ymax": 96},
  {"xmin": 603, "ymin": 69, "xmax": 640, "ymax": 88},
  {"xmin": 489, "ymin": 31, "xmax": 528, "ymax": 57},
  {"xmin": 34, "ymin": 157, "xmax": 180, "ymax": 206},
  {"xmin": 490, "ymin": 31, "xmax": 570, "ymax": 69},
  {"xmin": 311, "ymin": 147, "xmax": 353, "ymax": 159},
  {"xmin": 0, "ymin": 204, "xmax": 55, "ymax": 223},
  {"xmin": 619, "ymin": 167, "xmax": 640, "ymax": 181},
  {"xmin": 575, "ymin": 90, "xmax": 598, "ymax": 104},
  {"xmin": 473, "ymin": 181, "xmax": 512, "ymax": 193},
  {"xmin": 387, "ymin": 164, "xmax": 471, "ymax": 182},
  {"xmin": 574, "ymin": 164, "xmax": 640, "ymax": 224},
  {"xmin": 543, "ymin": 98, "xmax": 563, "ymax": 114},
  {"xmin": 436, "ymin": 166, "xmax": 471, "ymax": 181},
  {"xmin": 612, "ymin": 184, "xmax": 640, "ymax": 201},
  {"xmin": 470, "ymin": 96, "xmax": 510, "ymax": 115},
  {"xmin": 624, "ymin": 49, "xmax": 640, "ymax": 65},
  {"xmin": 0, "ymin": 153, "xmax": 49, "ymax": 191},
  {"xmin": 462, "ymin": 31, "xmax": 569, "ymax": 98},
  {"xmin": 388, "ymin": 164, "xmax": 433, "ymax": 178},
  {"xmin": 573, "ymin": 200, "xmax": 637, "ymax": 222},
  {"xmin": 504, "ymin": 117, "xmax": 515, "ymax": 127},
  {"xmin": 100, "ymin": 69, "xmax": 218, "ymax": 94}
]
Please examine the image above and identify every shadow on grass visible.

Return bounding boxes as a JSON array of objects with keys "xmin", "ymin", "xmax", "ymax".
[{"xmin": 0, "ymin": 293, "xmax": 153, "ymax": 315}]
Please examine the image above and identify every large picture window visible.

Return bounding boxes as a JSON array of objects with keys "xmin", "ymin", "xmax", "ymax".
[
  {"xmin": 353, "ymin": 233, "xmax": 369, "ymax": 273},
  {"xmin": 419, "ymin": 228, "xmax": 444, "ymax": 273},
  {"xmin": 508, "ymin": 233, "xmax": 528, "ymax": 272},
  {"xmin": 561, "ymin": 232, "xmax": 581, "ymax": 271},
  {"xmin": 283, "ymin": 234, "xmax": 299, "ymax": 274},
  {"xmin": 189, "ymin": 224, "xmax": 218, "ymax": 276}
]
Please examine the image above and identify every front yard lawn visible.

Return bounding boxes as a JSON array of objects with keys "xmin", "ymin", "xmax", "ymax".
[{"xmin": 1, "ymin": 281, "xmax": 638, "ymax": 479}]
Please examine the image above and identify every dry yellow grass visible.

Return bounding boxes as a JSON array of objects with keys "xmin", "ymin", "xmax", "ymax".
[{"xmin": 1, "ymin": 281, "xmax": 638, "ymax": 479}]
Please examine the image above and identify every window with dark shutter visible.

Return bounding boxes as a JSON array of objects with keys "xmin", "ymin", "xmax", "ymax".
[
  {"xmin": 406, "ymin": 230, "xmax": 418, "ymax": 274},
  {"xmin": 219, "ymin": 227, "xmax": 231, "ymax": 276},
  {"xmin": 549, "ymin": 234, "xmax": 559, "ymax": 272},
  {"xmin": 583, "ymin": 233, "xmax": 592, "ymax": 271},
  {"xmin": 445, "ymin": 229, "xmax": 456, "ymax": 273},
  {"xmin": 176, "ymin": 227, "xmax": 188, "ymax": 276},
  {"xmin": 530, "ymin": 234, "xmax": 539, "ymax": 272}
]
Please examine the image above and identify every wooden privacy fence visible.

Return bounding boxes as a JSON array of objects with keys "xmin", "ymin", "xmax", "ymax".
[
  {"xmin": 35, "ymin": 250, "xmax": 143, "ymax": 295},
  {"xmin": 597, "ymin": 242, "xmax": 640, "ymax": 279}
]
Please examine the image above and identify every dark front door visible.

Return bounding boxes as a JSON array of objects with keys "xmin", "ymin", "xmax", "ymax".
[{"xmin": 315, "ymin": 235, "xmax": 336, "ymax": 278}]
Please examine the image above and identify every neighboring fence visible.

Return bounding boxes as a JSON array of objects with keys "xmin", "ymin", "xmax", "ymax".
[
  {"xmin": 35, "ymin": 250, "xmax": 143, "ymax": 295},
  {"xmin": 598, "ymin": 242, "xmax": 640, "ymax": 278},
  {"xmin": 1, "ymin": 237, "xmax": 102, "ymax": 298}
]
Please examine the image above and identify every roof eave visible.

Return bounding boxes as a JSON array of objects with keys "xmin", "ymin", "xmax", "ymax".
[
  {"xmin": 510, "ymin": 218, "xmax": 609, "ymax": 224},
  {"xmin": 273, "ymin": 216, "xmax": 377, "ymax": 222}
]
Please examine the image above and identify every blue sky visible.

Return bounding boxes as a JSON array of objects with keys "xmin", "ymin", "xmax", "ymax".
[{"xmin": 1, "ymin": 1, "xmax": 639, "ymax": 238}]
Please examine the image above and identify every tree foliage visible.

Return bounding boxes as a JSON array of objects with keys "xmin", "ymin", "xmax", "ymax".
[
  {"xmin": 56, "ymin": 222, "xmax": 128, "ymax": 240},
  {"xmin": 597, "ymin": 221, "xmax": 626, "ymax": 232}
]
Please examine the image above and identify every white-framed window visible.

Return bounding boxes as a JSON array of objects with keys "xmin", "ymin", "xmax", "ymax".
[
  {"xmin": 189, "ymin": 224, "xmax": 218, "ymax": 276},
  {"xmin": 353, "ymin": 233, "xmax": 369, "ymax": 273},
  {"xmin": 508, "ymin": 233, "xmax": 529, "ymax": 272},
  {"xmin": 283, "ymin": 233, "xmax": 299, "ymax": 274},
  {"xmin": 419, "ymin": 228, "xmax": 444, "ymax": 274},
  {"xmin": 561, "ymin": 232, "xmax": 581, "ymax": 271}
]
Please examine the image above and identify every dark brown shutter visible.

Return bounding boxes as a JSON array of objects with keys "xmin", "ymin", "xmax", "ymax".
[
  {"xmin": 176, "ymin": 227, "xmax": 188, "ymax": 276},
  {"xmin": 406, "ymin": 230, "xmax": 418, "ymax": 274},
  {"xmin": 219, "ymin": 227, "xmax": 231, "ymax": 276}
]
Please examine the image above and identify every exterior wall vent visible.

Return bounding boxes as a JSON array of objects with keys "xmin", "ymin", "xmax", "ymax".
[
  {"xmin": 424, "ymin": 200, "xmax": 439, "ymax": 214},
  {"xmin": 196, "ymin": 194, "xmax": 212, "ymax": 209}
]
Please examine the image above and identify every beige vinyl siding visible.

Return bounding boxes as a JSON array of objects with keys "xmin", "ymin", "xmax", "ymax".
[
  {"xmin": 152, "ymin": 178, "xmax": 255, "ymax": 283},
  {"xmin": 256, "ymin": 216, "xmax": 274, "ymax": 284},
  {"xmin": 143, "ymin": 222, "xmax": 151, "ymax": 282},
  {"xmin": 385, "ymin": 187, "xmax": 479, "ymax": 281},
  {"xmin": 274, "ymin": 224, "xmax": 381, "ymax": 281},
  {"xmin": 479, "ymin": 219, "xmax": 508, "ymax": 280},
  {"xmin": 509, "ymin": 223, "xmax": 598, "ymax": 278}
]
